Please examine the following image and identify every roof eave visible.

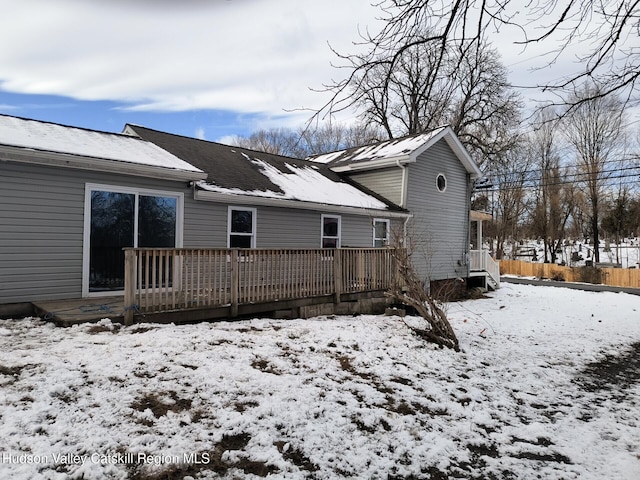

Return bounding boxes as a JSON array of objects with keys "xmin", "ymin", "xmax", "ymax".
[
  {"xmin": 330, "ymin": 154, "xmax": 412, "ymax": 173},
  {"xmin": 194, "ymin": 189, "xmax": 411, "ymax": 219},
  {"xmin": 0, "ymin": 145, "xmax": 208, "ymax": 182},
  {"xmin": 411, "ymin": 127, "xmax": 482, "ymax": 179}
]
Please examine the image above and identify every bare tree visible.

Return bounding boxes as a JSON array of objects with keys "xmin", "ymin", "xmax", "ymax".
[
  {"xmin": 601, "ymin": 185, "xmax": 639, "ymax": 263},
  {"xmin": 232, "ymin": 128, "xmax": 301, "ymax": 157},
  {"xmin": 299, "ymin": 122, "xmax": 384, "ymax": 156},
  {"xmin": 630, "ymin": 194, "xmax": 640, "ymax": 237},
  {"xmin": 316, "ymin": 0, "xmax": 640, "ymax": 121},
  {"xmin": 486, "ymin": 142, "xmax": 534, "ymax": 259},
  {"xmin": 351, "ymin": 38, "xmax": 456, "ymax": 139},
  {"xmin": 561, "ymin": 85, "xmax": 626, "ymax": 262},
  {"xmin": 528, "ymin": 110, "xmax": 575, "ymax": 263},
  {"xmin": 447, "ymin": 41, "xmax": 522, "ymax": 165},
  {"xmin": 231, "ymin": 122, "xmax": 384, "ymax": 157},
  {"xmin": 330, "ymin": 33, "xmax": 521, "ymax": 167}
]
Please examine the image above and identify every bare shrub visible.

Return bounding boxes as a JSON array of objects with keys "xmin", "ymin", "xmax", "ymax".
[
  {"xmin": 575, "ymin": 267, "xmax": 605, "ymax": 285},
  {"xmin": 388, "ymin": 247, "xmax": 459, "ymax": 351}
]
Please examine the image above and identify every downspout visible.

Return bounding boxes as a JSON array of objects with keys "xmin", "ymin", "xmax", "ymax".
[
  {"xmin": 397, "ymin": 158, "xmax": 409, "ymax": 247},
  {"xmin": 396, "ymin": 158, "xmax": 408, "ymax": 209},
  {"xmin": 464, "ymin": 174, "xmax": 472, "ymax": 276}
]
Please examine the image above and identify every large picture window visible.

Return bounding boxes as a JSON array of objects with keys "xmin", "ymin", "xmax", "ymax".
[
  {"xmin": 84, "ymin": 185, "xmax": 182, "ymax": 295},
  {"xmin": 321, "ymin": 214, "xmax": 341, "ymax": 248},
  {"xmin": 373, "ymin": 219, "xmax": 390, "ymax": 247},
  {"xmin": 228, "ymin": 207, "xmax": 256, "ymax": 248}
]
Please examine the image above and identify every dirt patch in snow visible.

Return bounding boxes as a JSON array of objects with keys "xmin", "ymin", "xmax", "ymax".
[{"xmin": 576, "ymin": 341, "xmax": 640, "ymax": 399}]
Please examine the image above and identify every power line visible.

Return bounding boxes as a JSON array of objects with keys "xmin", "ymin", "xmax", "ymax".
[{"xmin": 478, "ymin": 165, "xmax": 640, "ymax": 192}]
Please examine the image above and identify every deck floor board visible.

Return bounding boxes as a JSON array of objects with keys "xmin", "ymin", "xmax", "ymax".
[{"xmin": 33, "ymin": 297, "xmax": 124, "ymax": 325}]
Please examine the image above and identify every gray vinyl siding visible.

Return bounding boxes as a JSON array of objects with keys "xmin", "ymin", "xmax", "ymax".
[
  {"xmin": 348, "ymin": 167, "xmax": 403, "ymax": 206},
  {"xmin": 341, "ymin": 214, "xmax": 375, "ymax": 247},
  {"xmin": 257, "ymin": 207, "xmax": 319, "ymax": 248},
  {"xmin": 1, "ymin": 162, "xmax": 85, "ymax": 304},
  {"xmin": 406, "ymin": 138, "xmax": 471, "ymax": 281},
  {"xmin": 0, "ymin": 161, "xmax": 196, "ymax": 304},
  {"xmin": 183, "ymin": 200, "xmax": 227, "ymax": 247},
  {"xmin": 249, "ymin": 206, "xmax": 392, "ymax": 249},
  {"xmin": 1, "ymin": 160, "xmax": 396, "ymax": 304}
]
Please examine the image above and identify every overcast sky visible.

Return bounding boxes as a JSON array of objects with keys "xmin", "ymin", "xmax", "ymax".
[
  {"xmin": 0, "ymin": 0, "xmax": 386, "ymax": 140},
  {"xmin": 0, "ymin": 0, "xmax": 631, "ymax": 143}
]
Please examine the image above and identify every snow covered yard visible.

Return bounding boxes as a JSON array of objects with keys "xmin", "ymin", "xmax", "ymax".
[{"xmin": 0, "ymin": 283, "xmax": 639, "ymax": 480}]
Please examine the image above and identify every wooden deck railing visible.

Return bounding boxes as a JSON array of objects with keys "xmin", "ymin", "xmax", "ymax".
[{"xmin": 123, "ymin": 248, "xmax": 398, "ymax": 324}]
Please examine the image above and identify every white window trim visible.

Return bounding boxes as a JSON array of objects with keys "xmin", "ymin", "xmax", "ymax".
[
  {"xmin": 436, "ymin": 173, "xmax": 447, "ymax": 192},
  {"xmin": 227, "ymin": 206, "xmax": 257, "ymax": 248},
  {"xmin": 321, "ymin": 214, "xmax": 341, "ymax": 248},
  {"xmin": 82, "ymin": 183, "xmax": 184, "ymax": 297},
  {"xmin": 373, "ymin": 218, "xmax": 390, "ymax": 247}
]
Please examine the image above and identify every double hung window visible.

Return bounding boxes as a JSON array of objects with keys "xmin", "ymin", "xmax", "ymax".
[
  {"xmin": 321, "ymin": 215, "xmax": 341, "ymax": 248},
  {"xmin": 228, "ymin": 207, "xmax": 256, "ymax": 248},
  {"xmin": 373, "ymin": 219, "xmax": 390, "ymax": 247}
]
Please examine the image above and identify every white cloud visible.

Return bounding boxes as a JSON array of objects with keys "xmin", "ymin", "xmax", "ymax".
[
  {"xmin": 194, "ymin": 127, "xmax": 206, "ymax": 140},
  {"xmin": 0, "ymin": 0, "xmax": 381, "ymax": 120},
  {"xmin": 215, "ymin": 134, "xmax": 240, "ymax": 145},
  {"xmin": 2, "ymin": 0, "xmax": 628, "ymax": 130}
]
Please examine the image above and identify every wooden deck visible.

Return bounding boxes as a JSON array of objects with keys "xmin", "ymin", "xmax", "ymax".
[
  {"xmin": 33, "ymin": 296, "xmax": 125, "ymax": 325},
  {"xmin": 32, "ymin": 290, "xmax": 389, "ymax": 326},
  {"xmin": 123, "ymin": 247, "xmax": 398, "ymax": 324},
  {"xmin": 31, "ymin": 248, "xmax": 399, "ymax": 326}
]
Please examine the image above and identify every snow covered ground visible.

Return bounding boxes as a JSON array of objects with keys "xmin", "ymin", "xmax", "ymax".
[{"xmin": 1, "ymin": 283, "xmax": 639, "ymax": 479}]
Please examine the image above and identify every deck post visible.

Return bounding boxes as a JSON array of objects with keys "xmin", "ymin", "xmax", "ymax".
[
  {"xmin": 333, "ymin": 249, "xmax": 343, "ymax": 303},
  {"xmin": 124, "ymin": 248, "xmax": 137, "ymax": 326},
  {"xmin": 230, "ymin": 249, "xmax": 239, "ymax": 317}
]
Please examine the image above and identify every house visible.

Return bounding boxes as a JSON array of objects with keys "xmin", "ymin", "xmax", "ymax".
[
  {"xmin": 310, "ymin": 126, "xmax": 490, "ymax": 288},
  {"xmin": 128, "ymin": 125, "xmax": 497, "ymax": 291},
  {"xmin": 0, "ymin": 114, "xmax": 494, "ymax": 321},
  {"xmin": 123, "ymin": 124, "xmax": 411, "ymax": 251},
  {"xmin": 0, "ymin": 115, "xmax": 407, "ymax": 318},
  {"xmin": 0, "ymin": 114, "xmax": 207, "ymax": 317}
]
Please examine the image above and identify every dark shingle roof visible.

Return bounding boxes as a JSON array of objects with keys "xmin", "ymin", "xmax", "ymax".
[{"xmin": 126, "ymin": 125, "xmax": 406, "ymax": 212}]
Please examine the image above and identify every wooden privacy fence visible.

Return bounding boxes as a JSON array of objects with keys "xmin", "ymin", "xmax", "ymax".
[
  {"xmin": 500, "ymin": 259, "xmax": 640, "ymax": 289},
  {"xmin": 123, "ymin": 247, "xmax": 398, "ymax": 324}
]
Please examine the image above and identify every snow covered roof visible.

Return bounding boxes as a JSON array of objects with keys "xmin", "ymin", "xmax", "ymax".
[
  {"xmin": 128, "ymin": 125, "xmax": 407, "ymax": 214},
  {"xmin": 311, "ymin": 128, "xmax": 446, "ymax": 166},
  {"xmin": 0, "ymin": 114, "xmax": 205, "ymax": 179},
  {"xmin": 196, "ymin": 156, "xmax": 391, "ymax": 210},
  {"xmin": 310, "ymin": 126, "xmax": 482, "ymax": 178}
]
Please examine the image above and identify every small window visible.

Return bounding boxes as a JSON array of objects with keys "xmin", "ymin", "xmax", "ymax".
[
  {"xmin": 228, "ymin": 207, "xmax": 256, "ymax": 248},
  {"xmin": 373, "ymin": 219, "xmax": 390, "ymax": 247},
  {"xmin": 436, "ymin": 173, "xmax": 447, "ymax": 192},
  {"xmin": 321, "ymin": 214, "xmax": 341, "ymax": 248}
]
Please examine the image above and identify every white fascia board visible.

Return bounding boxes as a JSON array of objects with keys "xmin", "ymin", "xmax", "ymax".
[
  {"xmin": 330, "ymin": 154, "xmax": 412, "ymax": 172},
  {"xmin": 411, "ymin": 127, "xmax": 482, "ymax": 178},
  {"xmin": 0, "ymin": 145, "xmax": 208, "ymax": 182},
  {"xmin": 194, "ymin": 189, "xmax": 412, "ymax": 219}
]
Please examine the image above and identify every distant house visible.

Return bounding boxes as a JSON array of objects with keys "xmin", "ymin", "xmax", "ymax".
[{"xmin": 0, "ymin": 115, "xmax": 495, "ymax": 319}]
